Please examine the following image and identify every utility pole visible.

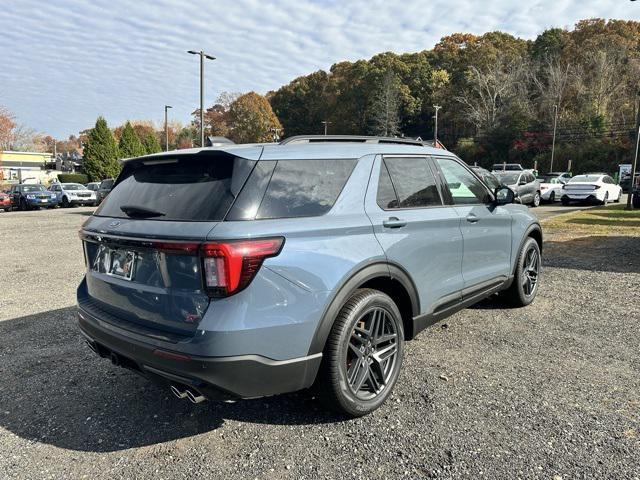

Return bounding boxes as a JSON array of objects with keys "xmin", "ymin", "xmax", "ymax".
[
  {"xmin": 271, "ymin": 127, "xmax": 281, "ymax": 142},
  {"xmin": 322, "ymin": 121, "xmax": 332, "ymax": 136},
  {"xmin": 164, "ymin": 105, "xmax": 172, "ymax": 151},
  {"xmin": 550, "ymin": 104, "xmax": 558, "ymax": 173},
  {"xmin": 626, "ymin": 125, "xmax": 639, "ymax": 210},
  {"xmin": 187, "ymin": 50, "xmax": 216, "ymax": 147},
  {"xmin": 433, "ymin": 105, "xmax": 442, "ymax": 146}
]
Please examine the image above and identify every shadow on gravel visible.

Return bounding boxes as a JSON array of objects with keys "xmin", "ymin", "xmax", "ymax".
[
  {"xmin": 0, "ymin": 308, "xmax": 343, "ymax": 453},
  {"xmin": 543, "ymin": 235, "xmax": 639, "ymax": 274}
]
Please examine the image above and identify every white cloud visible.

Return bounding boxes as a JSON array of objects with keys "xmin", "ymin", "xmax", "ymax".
[{"xmin": 0, "ymin": 0, "xmax": 637, "ymax": 137}]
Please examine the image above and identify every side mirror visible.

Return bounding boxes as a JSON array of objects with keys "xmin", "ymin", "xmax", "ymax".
[{"xmin": 494, "ymin": 186, "xmax": 515, "ymax": 206}]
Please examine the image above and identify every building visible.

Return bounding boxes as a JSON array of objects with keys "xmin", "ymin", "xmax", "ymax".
[{"xmin": 0, "ymin": 151, "xmax": 54, "ymax": 183}]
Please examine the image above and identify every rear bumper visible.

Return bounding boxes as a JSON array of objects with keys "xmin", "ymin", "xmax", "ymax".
[
  {"xmin": 561, "ymin": 192, "xmax": 602, "ymax": 203},
  {"xmin": 77, "ymin": 305, "xmax": 322, "ymax": 399}
]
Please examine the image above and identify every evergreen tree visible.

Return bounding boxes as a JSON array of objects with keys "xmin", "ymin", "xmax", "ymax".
[
  {"xmin": 142, "ymin": 131, "xmax": 161, "ymax": 154},
  {"xmin": 82, "ymin": 116, "xmax": 120, "ymax": 181},
  {"xmin": 118, "ymin": 121, "xmax": 146, "ymax": 158}
]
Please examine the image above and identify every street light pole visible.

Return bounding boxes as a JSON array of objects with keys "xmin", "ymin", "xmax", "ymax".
[
  {"xmin": 322, "ymin": 121, "xmax": 332, "ymax": 135},
  {"xmin": 550, "ymin": 104, "xmax": 558, "ymax": 173},
  {"xmin": 187, "ymin": 50, "xmax": 216, "ymax": 147},
  {"xmin": 433, "ymin": 105, "xmax": 441, "ymax": 145},
  {"xmin": 164, "ymin": 105, "xmax": 172, "ymax": 151}
]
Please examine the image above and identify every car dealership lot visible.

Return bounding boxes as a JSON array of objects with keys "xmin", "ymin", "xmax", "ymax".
[{"xmin": 0, "ymin": 207, "xmax": 638, "ymax": 479}]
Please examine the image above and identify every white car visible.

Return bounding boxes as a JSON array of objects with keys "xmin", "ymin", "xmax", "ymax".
[
  {"xmin": 49, "ymin": 182, "xmax": 98, "ymax": 207},
  {"xmin": 561, "ymin": 174, "xmax": 622, "ymax": 205},
  {"xmin": 537, "ymin": 173, "xmax": 570, "ymax": 203}
]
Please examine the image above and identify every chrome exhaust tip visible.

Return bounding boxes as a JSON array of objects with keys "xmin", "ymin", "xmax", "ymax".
[
  {"xmin": 170, "ymin": 384, "xmax": 188, "ymax": 399},
  {"xmin": 186, "ymin": 389, "xmax": 206, "ymax": 404}
]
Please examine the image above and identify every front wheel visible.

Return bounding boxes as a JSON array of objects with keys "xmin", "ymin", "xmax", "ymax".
[
  {"xmin": 19, "ymin": 199, "xmax": 27, "ymax": 211},
  {"xmin": 318, "ymin": 289, "xmax": 404, "ymax": 417},
  {"xmin": 548, "ymin": 191, "xmax": 555, "ymax": 203},
  {"xmin": 601, "ymin": 192, "xmax": 609, "ymax": 205},
  {"xmin": 614, "ymin": 191, "xmax": 621, "ymax": 203},
  {"xmin": 61, "ymin": 196, "xmax": 70, "ymax": 208},
  {"xmin": 503, "ymin": 237, "xmax": 541, "ymax": 307}
]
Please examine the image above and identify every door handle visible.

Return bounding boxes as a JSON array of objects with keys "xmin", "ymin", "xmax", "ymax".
[
  {"xmin": 466, "ymin": 214, "xmax": 480, "ymax": 223},
  {"xmin": 383, "ymin": 217, "xmax": 407, "ymax": 229}
]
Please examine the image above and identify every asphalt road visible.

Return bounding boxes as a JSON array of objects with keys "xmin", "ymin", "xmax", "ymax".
[
  {"xmin": 532, "ymin": 194, "xmax": 628, "ymax": 220},
  {"xmin": 0, "ymin": 207, "xmax": 638, "ymax": 479}
]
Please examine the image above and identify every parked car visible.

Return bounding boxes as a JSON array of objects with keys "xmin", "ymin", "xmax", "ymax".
[
  {"xmin": 9, "ymin": 184, "xmax": 58, "ymax": 210},
  {"xmin": 0, "ymin": 191, "xmax": 12, "ymax": 211},
  {"xmin": 85, "ymin": 182, "xmax": 101, "ymax": 193},
  {"xmin": 492, "ymin": 163, "xmax": 523, "ymax": 172},
  {"xmin": 494, "ymin": 170, "xmax": 541, "ymax": 207},
  {"xmin": 96, "ymin": 178, "xmax": 114, "ymax": 204},
  {"xmin": 632, "ymin": 174, "xmax": 640, "ymax": 208},
  {"xmin": 536, "ymin": 173, "xmax": 570, "ymax": 203},
  {"xmin": 470, "ymin": 166, "xmax": 501, "ymax": 190},
  {"xmin": 77, "ymin": 135, "xmax": 542, "ymax": 416},
  {"xmin": 49, "ymin": 183, "xmax": 97, "ymax": 207},
  {"xmin": 620, "ymin": 173, "xmax": 640, "ymax": 194},
  {"xmin": 561, "ymin": 173, "xmax": 622, "ymax": 205}
]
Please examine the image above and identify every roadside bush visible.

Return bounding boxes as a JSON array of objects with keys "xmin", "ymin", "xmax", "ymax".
[{"xmin": 57, "ymin": 173, "xmax": 89, "ymax": 184}]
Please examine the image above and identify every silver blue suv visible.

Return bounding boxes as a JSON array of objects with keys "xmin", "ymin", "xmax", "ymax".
[{"xmin": 77, "ymin": 136, "xmax": 542, "ymax": 416}]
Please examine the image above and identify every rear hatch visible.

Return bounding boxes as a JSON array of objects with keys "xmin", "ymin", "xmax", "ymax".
[{"xmin": 79, "ymin": 150, "xmax": 259, "ymax": 336}]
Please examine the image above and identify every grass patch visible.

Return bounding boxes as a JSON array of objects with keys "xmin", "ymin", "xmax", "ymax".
[{"xmin": 543, "ymin": 204, "xmax": 640, "ymax": 236}]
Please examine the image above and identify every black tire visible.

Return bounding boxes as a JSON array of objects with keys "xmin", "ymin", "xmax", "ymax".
[
  {"xmin": 601, "ymin": 192, "xmax": 608, "ymax": 206},
  {"xmin": 633, "ymin": 194, "xmax": 640, "ymax": 209},
  {"xmin": 531, "ymin": 191, "xmax": 541, "ymax": 208},
  {"xmin": 503, "ymin": 237, "xmax": 541, "ymax": 307},
  {"xmin": 614, "ymin": 191, "xmax": 621, "ymax": 203},
  {"xmin": 19, "ymin": 199, "xmax": 27, "ymax": 211},
  {"xmin": 61, "ymin": 196, "xmax": 70, "ymax": 208},
  {"xmin": 561, "ymin": 196, "xmax": 570, "ymax": 206},
  {"xmin": 548, "ymin": 191, "xmax": 555, "ymax": 203},
  {"xmin": 318, "ymin": 288, "xmax": 404, "ymax": 417},
  {"xmin": 4, "ymin": 207, "xmax": 11, "ymax": 212}
]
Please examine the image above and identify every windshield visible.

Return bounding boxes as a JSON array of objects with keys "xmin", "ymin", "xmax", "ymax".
[
  {"xmin": 570, "ymin": 175, "xmax": 602, "ymax": 183},
  {"xmin": 62, "ymin": 184, "xmax": 85, "ymax": 191},
  {"xmin": 22, "ymin": 185, "xmax": 46, "ymax": 192},
  {"xmin": 495, "ymin": 173, "xmax": 520, "ymax": 184},
  {"xmin": 95, "ymin": 155, "xmax": 255, "ymax": 221}
]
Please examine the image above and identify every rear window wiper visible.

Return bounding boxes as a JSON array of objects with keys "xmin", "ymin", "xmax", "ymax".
[{"xmin": 120, "ymin": 205, "xmax": 166, "ymax": 218}]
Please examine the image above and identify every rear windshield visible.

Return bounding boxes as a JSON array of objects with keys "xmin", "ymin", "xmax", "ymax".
[
  {"xmin": 570, "ymin": 175, "xmax": 601, "ymax": 183},
  {"xmin": 95, "ymin": 155, "xmax": 255, "ymax": 221}
]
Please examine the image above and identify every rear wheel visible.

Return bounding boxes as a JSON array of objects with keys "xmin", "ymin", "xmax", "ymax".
[
  {"xmin": 531, "ymin": 192, "xmax": 540, "ymax": 207},
  {"xmin": 548, "ymin": 191, "xmax": 555, "ymax": 203},
  {"xmin": 601, "ymin": 192, "xmax": 609, "ymax": 205},
  {"xmin": 614, "ymin": 191, "xmax": 621, "ymax": 203},
  {"xmin": 561, "ymin": 196, "xmax": 570, "ymax": 206},
  {"xmin": 19, "ymin": 199, "xmax": 27, "ymax": 211},
  {"xmin": 503, "ymin": 237, "xmax": 540, "ymax": 307},
  {"xmin": 319, "ymin": 288, "xmax": 404, "ymax": 417}
]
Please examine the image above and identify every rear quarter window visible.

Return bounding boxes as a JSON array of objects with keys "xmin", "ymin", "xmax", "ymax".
[{"xmin": 228, "ymin": 159, "xmax": 357, "ymax": 220}]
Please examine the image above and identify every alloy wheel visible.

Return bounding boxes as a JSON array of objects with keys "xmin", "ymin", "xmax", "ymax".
[
  {"xmin": 522, "ymin": 246, "xmax": 539, "ymax": 297},
  {"xmin": 345, "ymin": 307, "xmax": 399, "ymax": 400}
]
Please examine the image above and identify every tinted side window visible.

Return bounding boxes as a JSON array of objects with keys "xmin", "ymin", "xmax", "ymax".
[
  {"xmin": 226, "ymin": 161, "xmax": 276, "ymax": 220},
  {"xmin": 377, "ymin": 162, "xmax": 398, "ymax": 209},
  {"xmin": 256, "ymin": 159, "xmax": 356, "ymax": 219},
  {"xmin": 436, "ymin": 157, "xmax": 490, "ymax": 205},
  {"xmin": 383, "ymin": 156, "xmax": 441, "ymax": 208}
]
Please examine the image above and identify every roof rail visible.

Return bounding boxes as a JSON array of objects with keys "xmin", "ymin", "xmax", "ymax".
[{"xmin": 280, "ymin": 135, "xmax": 425, "ymax": 146}]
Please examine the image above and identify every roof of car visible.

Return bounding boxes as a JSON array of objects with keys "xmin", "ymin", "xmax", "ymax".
[{"xmin": 120, "ymin": 136, "xmax": 454, "ymax": 164}]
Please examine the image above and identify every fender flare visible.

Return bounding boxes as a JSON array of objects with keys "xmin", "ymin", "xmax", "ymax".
[
  {"xmin": 509, "ymin": 222, "xmax": 543, "ymax": 281},
  {"xmin": 307, "ymin": 262, "xmax": 420, "ymax": 355}
]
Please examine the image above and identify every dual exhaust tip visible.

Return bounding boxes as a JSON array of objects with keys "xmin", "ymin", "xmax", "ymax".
[{"xmin": 170, "ymin": 384, "xmax": 206, "ymax": 404}]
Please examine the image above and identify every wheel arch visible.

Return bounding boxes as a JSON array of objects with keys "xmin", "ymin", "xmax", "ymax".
[{"xmin": 307, "ymin": 262, "xmax": 420, "ymax": 355}]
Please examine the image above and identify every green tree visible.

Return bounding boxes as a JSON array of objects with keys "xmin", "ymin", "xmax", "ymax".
[
  {"xmin": 228, "ymin": 92, "xmax": 282, "ymax": 143},
  {"xmin": 82, "ymin": 116, "xmax": 120, "ymax": 181},
  {"xmin": 370, "ymin": 71, "xmax": 401, "ymax": 136},
  {"xmin": 118, "ymin": 121, "xmax": 146, "ymax": 158},
  {"xmin": 142, "ymin": 131, "xmax": 161, "ymax": 154}
]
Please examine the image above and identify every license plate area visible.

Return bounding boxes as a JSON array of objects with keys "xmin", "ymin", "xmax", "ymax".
[{"xmin": 93, "ymin": 245, "xmax": 137, "ymax": 281}]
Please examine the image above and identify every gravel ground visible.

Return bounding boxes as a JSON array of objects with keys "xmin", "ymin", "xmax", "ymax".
[{"xmin": 0, "ymin": 207, "xmax": 638, "ymax": 479}]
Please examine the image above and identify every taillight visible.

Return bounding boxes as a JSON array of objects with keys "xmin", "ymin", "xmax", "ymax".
[
  {"xmin": 201, "ymin": 237, "xmax": 284, "ymax": 297},
  {"xmin": 593, "ymin": 185, "xmax": 600, "ymax": 189}
]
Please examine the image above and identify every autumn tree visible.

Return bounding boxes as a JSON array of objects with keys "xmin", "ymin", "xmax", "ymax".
[
  {"xmin": 228, "ymin": 92, "xmax": 282, "ymax": 143},
  {"xmin": 118, "ymin": 121, "xmax": 146, "ymax": 159},
  {"xmin": 0, "ymin": 106, "xmax": 16, "ymax": 150},
  {"xmin": 82, "ymin": 116, "xmax": 120, "ymax": 181}
]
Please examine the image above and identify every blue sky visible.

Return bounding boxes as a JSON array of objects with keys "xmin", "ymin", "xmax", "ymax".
[{"xmin": 1, "ymin": 0, "xmax": 637, "ymax": 138}]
